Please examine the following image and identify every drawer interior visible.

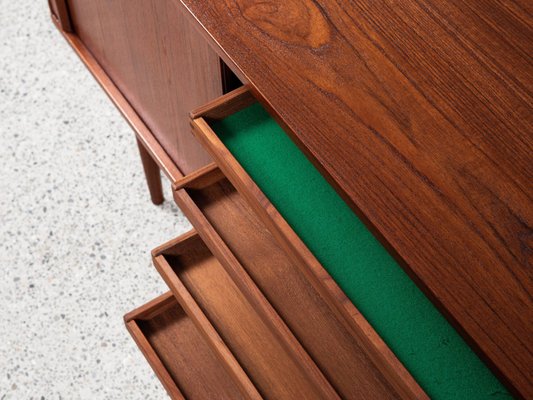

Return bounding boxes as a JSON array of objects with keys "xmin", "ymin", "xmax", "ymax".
[
  {"xmin": 153, "ymin": 232, "xmax": 338, "ymax": 400},
  {"xmin": 190, "ymin": 92, "xmax": 510, "ymax": 399},
  {"xmin": 174, "ymin": 172, "xmax": 408, "ymax": 399},
  {"xmin": 124, "ymin": 292, "xmax": 248, "ymax": 400}
]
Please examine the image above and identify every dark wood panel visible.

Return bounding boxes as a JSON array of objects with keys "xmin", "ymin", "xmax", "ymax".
[
  {"xmin": 67, "ymin": 0, "xmax": 222, "ymax": 174},
  {"xmin": 172, "ymin": 167, "xmax": 426, "ymax": 399},
  {"xmin": 178, "ymin": 1, "xmax": 533, "ymax": 397},
  {"xmin": 50, "ymin": 16, "xmax": 184, "ymax": 206}
]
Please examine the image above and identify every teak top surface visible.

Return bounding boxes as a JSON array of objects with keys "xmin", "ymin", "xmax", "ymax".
[{"xmin": 177, "ymin": 0, "xmax": 533, "ymax": 397}]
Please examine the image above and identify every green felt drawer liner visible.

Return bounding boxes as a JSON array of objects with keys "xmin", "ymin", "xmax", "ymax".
[{"xmin": 212, "ymin": 103, "xmax": 511, "ymax": 399}]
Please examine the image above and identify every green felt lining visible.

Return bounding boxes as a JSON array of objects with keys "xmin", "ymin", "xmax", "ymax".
[{"xmin": 212, "ymin": 103, "xmax": 511, "ymax": 399}]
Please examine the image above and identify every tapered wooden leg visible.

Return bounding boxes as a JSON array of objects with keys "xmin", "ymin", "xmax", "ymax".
[{"xmin": 136, "ymin": 138, "xmax": 164, "ymax": 205}]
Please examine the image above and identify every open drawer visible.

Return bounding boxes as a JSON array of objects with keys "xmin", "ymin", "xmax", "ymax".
[
  {"xmin": 151, "ymin": 231, "xmax": 340, "ymax": 400},
  {"xmin": 124, "ymin": 292, "xmax": 259, "ymax": 400},
  {"xmin": 172, "ymin": 164, "xmax": 423, "ymax": 399},
  {"xmin": 187, "ymin": 87, "xmax": 510, "ymax": 399}
]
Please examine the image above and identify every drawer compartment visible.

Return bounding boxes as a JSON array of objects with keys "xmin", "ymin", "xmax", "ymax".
[
  {"xmin": 172, "ymin": 164, "xmax": 415, "ymax": 399},
  {"xmin": 124, "ymin": 292, "xmax": 256, "ymax": 400},
  {"xmin": 152, "ymin": 231, "xmax": 339, "ymax": 400},
  {"xmin": 188, "ymin": 88, "xmax": 509, "ymax": 399}
]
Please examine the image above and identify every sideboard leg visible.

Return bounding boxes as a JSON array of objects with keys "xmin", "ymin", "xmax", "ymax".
[{"xmin": 136, "ymin": 138, "xmax": 164, "ymax": 205}]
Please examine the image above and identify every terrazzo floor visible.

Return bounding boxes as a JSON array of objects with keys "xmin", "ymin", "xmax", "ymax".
[{"xmin": 1, "ymin": 2, "xmax": 191, "ymax": 398}]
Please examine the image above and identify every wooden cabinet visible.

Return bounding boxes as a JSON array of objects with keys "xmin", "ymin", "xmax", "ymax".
[{"xmin": 49, "ymin": 0, "xmax": 529, "ymax": 398}]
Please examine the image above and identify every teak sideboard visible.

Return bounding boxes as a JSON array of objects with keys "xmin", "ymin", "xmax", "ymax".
[{"xmin": 48, "ymin": 0, "xmax": 532, "ymax": 399}]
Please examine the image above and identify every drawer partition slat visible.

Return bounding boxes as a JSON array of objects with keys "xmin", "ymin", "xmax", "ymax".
[{"xmin": 190, "ymin": 86, "xmax": 256, "ymax": 121}]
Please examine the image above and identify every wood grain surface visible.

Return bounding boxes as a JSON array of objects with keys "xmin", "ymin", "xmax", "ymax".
[
  {"xmin": 66, "ymin": 0, "xmax": 222, "ymax": 174},
  {"xmin": 178, "ymin": 1, "xmax": 533, "ymax": 397}
]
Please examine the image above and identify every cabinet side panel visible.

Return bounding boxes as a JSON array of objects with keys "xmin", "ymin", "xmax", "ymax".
[{"xmin": 67, "ymin": 0, "xmax": 221, "ymax": 173}]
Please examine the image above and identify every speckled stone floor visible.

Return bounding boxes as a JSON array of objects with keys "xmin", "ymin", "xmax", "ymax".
[{"xmin": 1, "ymin": 2, "xmax": 192, "ymax": 399}]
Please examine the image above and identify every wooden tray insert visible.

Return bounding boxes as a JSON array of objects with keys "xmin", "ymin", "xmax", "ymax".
[
  {"xmin": 152, "ymin": 231, "xmax": 340, "ymax": 400},
  {"xmin": 124, "ymin": 292, "xmax": 250, "ymax": 400}
]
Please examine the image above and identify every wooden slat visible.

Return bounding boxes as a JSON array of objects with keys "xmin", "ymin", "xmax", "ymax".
[
  {"xmin": 172, "ymin": 170, "xmax": 427, "ymax": 399},
  {"xmin": 190, "ymin": 86, "xmax": 256, "ymax": 120},
  {"xmin": 177, "ymin": 2, "xmax": 533, "ymax": 397},
  {"xmin": 124, "ymin": 292, "xmax": 176, "ymax": 322},
  {"xmin": 173, "ymin": 162, "xmax": 225, "ymax": 191}
]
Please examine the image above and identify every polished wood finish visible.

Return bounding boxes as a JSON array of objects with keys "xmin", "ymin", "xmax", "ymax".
[
  {"xmin": 66, "ymin": 0, "xmax": 223, "ymax": 174},
  {"xmin": 51, "ymin": 0, "xmax": 531, "ymax": 396},
  {"xmin": 191, "ymin": 86, "xmax": 256, "ymax": 121},
  {"xmin": 136, "ymin": 138, "xmax": 164, "ymax": 205},
  {"xmin": 172, "ymin": 165, "xmax": 427, "ymax": 399},
  {"xmin": 153, "ymin": 231, "xmax": 341, "ymax": 400},
  {"xmin": 51, "ymin": 17, "xmax": 183, "ymax": 183},
  {"xmin": 125, "ymin": 292, "xmax": 250, "ymax": 400}
]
